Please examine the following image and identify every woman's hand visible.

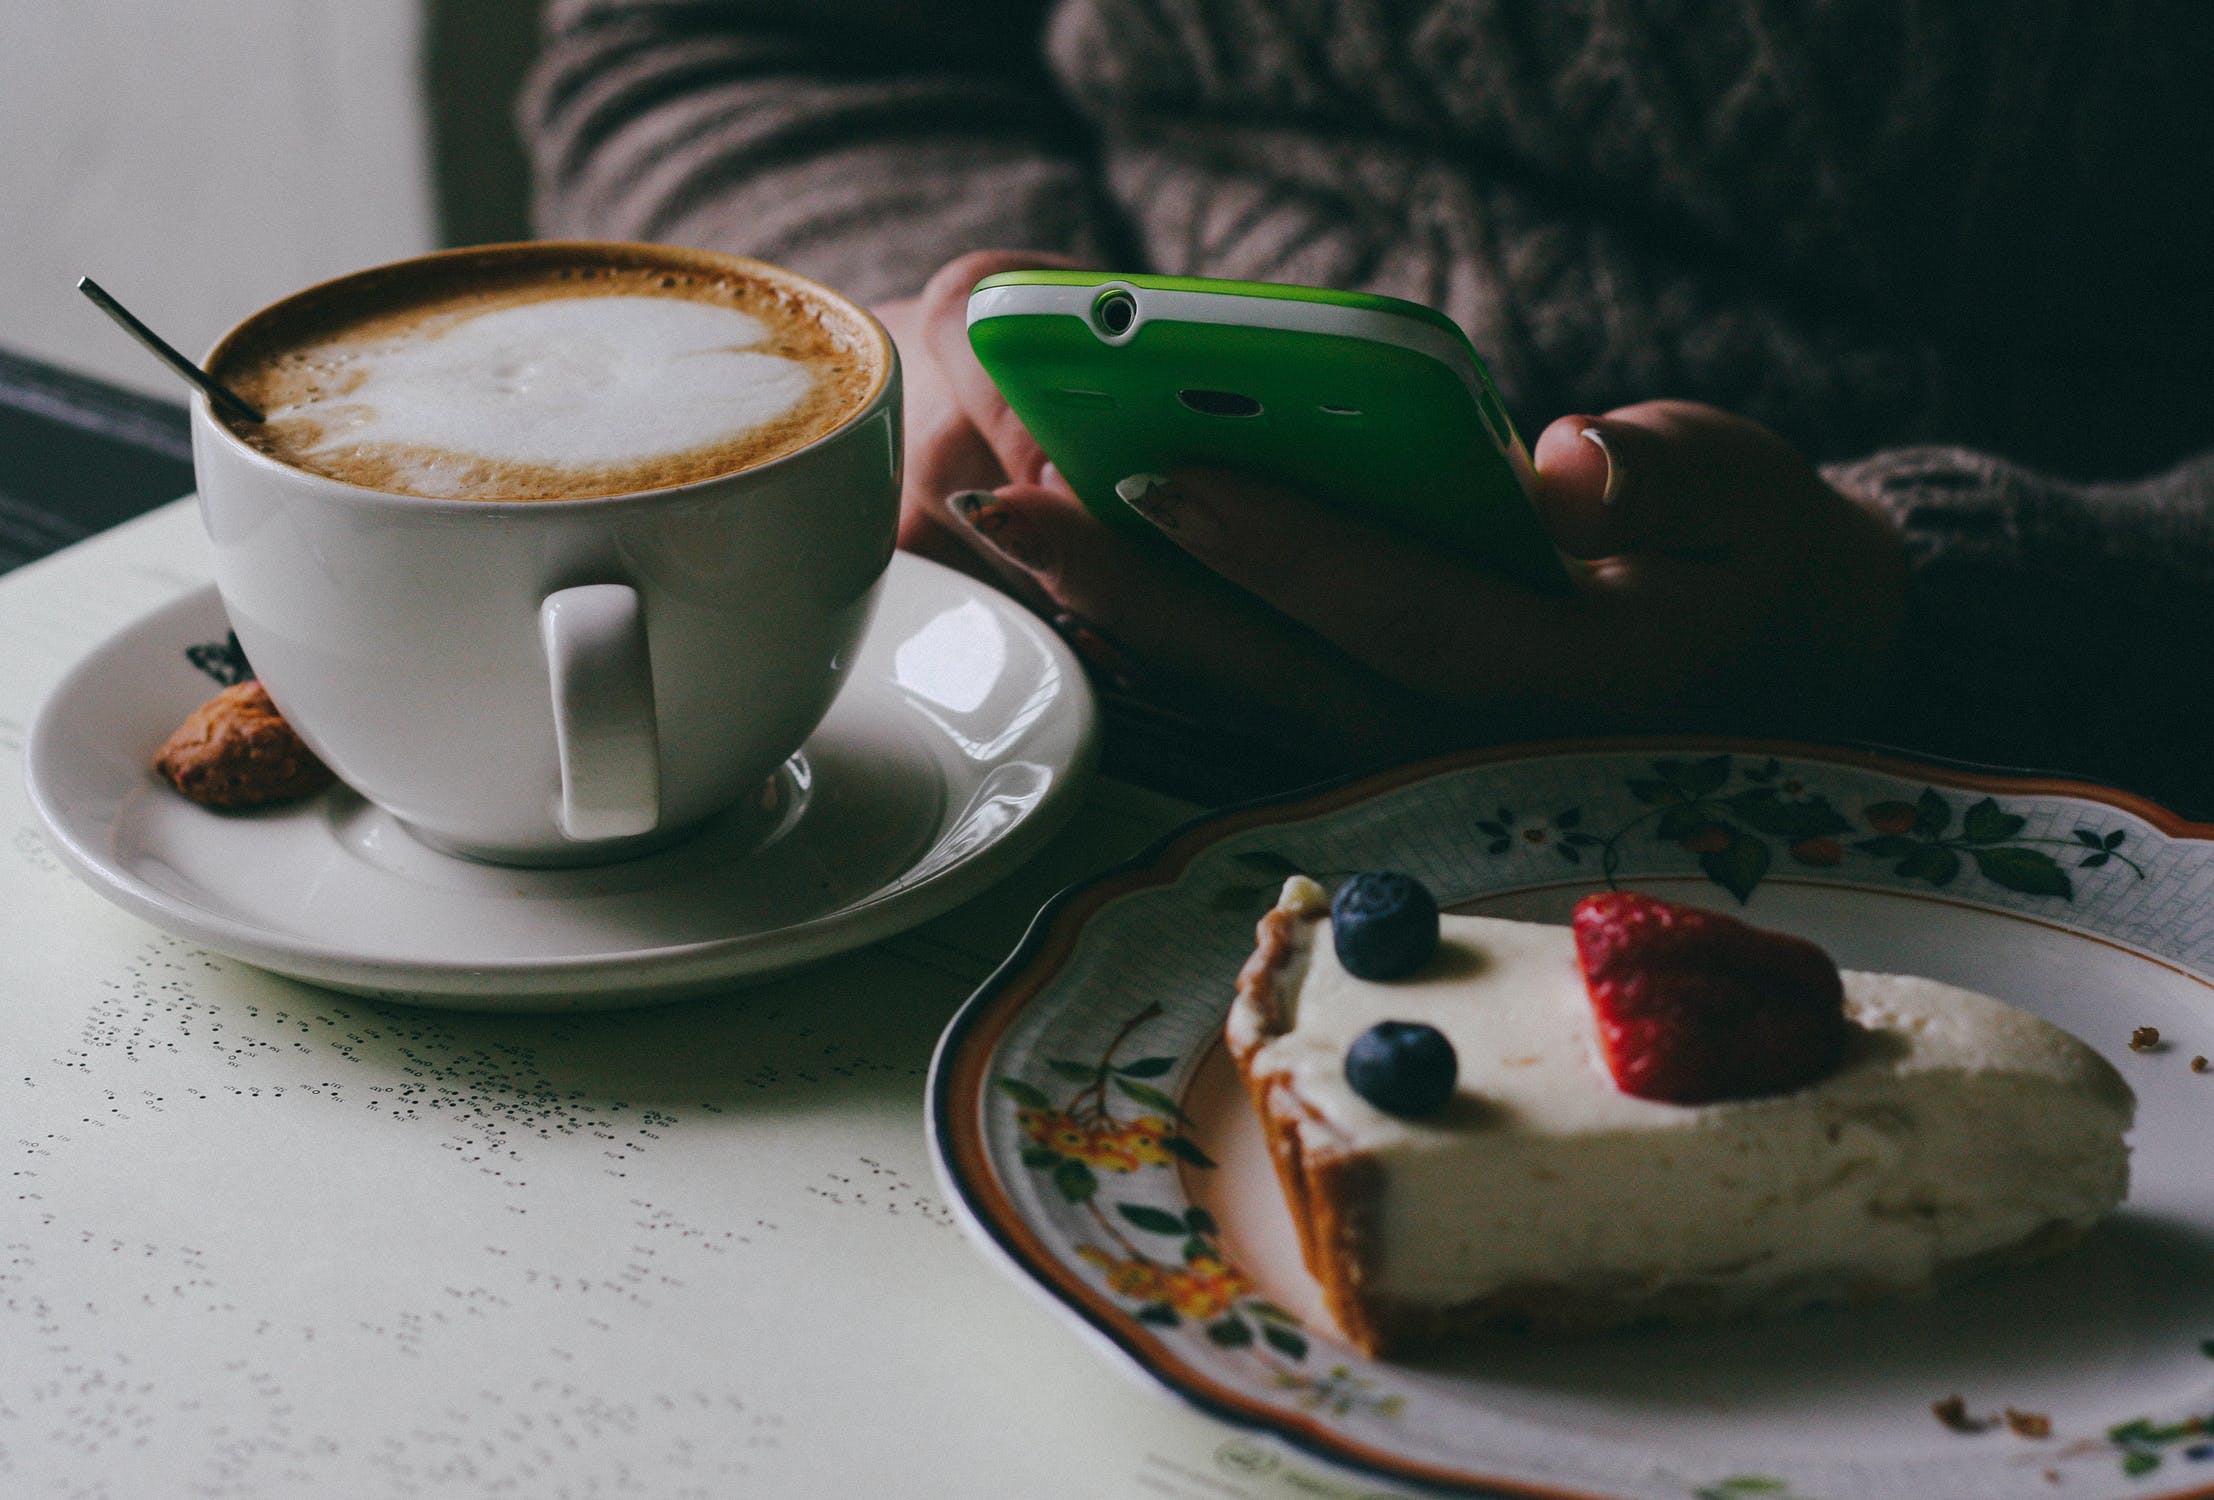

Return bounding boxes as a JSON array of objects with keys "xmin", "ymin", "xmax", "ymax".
[
  {"xmin": 884, "ymin": 254, "xmax": 1907, "ymax": 774},
  {"xmin": 1131, "ymin": 402, "xmax": 1909, "ymax": 733},
  {"xmin": 872, "ymin": 249, "xmax": 1079, "ymax": 586}
]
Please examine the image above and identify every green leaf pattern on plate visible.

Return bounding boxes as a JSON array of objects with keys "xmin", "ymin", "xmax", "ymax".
[
  {"xmin": 1214, "ymin": 756, "xmax": 2149, "ymax": 909},
  {"xmin": 1569, "ymin": 756, "xmax": 2143, "ymax": 905},
  {"xmin": 2092, "ymin": 1409, "xmax": 2214, "ymax": 1478}
]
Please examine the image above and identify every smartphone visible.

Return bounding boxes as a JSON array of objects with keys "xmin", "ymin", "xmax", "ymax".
[{"xmin": 965, "ymin": 270, "xmax": 1569, "ymax": 593}]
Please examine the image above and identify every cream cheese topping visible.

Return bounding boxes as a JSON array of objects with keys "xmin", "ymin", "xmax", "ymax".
[{"xmin": 1239, "ymin": 879, "xmax": 2134, "ymax": 1307}]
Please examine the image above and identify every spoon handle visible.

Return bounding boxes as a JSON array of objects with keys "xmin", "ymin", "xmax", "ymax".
[{"xmin": 77, "ymin": 277, "xmax": 266, "ymax": 426}]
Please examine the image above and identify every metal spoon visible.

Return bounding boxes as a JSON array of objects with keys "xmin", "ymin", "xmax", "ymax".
[{"xmin": 76, "ymin": 276, "xmax": 265, "ymax": 425}]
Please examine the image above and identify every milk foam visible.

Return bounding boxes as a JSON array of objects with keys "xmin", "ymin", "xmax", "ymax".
[{"xmin": 279, "ymin": 296, "xmax": 815, "ymax": 473}]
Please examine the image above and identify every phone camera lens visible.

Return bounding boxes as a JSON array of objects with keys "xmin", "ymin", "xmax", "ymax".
[{"xmin": 1095, "ymin": 290, "xmax": 1137, "ymax": 337}]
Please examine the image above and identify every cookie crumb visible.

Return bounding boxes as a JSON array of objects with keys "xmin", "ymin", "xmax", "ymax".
[
  {"xmin": 2193, "ymin": 1056, "xmax": 2210, "ymax": 1074},
  {"xmin": 2129, "ymin": 1026, "xmax": 2161, "ymax": 1052},
  {"xmin": 1934, "ymin": 1394, "xmax": 1995, "ymax": 1433},
  {"xmin": 2005, "ymin": 1407, "xmax": 2053, "ymax": 1438}
]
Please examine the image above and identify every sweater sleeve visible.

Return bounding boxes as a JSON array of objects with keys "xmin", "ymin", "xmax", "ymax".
[
  {"xmin": 519, "ymin": 0, "xmax": 1130, "ymax": 305},
  {"xmin": 1826, "ymin": 447, "xmax": 2214, "ymax": 818}
]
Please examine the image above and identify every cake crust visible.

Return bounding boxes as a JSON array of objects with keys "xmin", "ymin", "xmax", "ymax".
[{"xmin": 1228, "ymin": 878, "xmax": 1398, "ymax": 1354}]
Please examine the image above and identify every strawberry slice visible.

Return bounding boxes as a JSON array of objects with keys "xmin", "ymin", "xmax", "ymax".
[{"xmin": 1572, "ymin": 892, "xmax": 1850, "ymax": 1103}]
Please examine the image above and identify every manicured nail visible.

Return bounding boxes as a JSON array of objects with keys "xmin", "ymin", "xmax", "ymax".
[
  {"xmin": 1578, "ymin": 423, "xmax": 1621, "ymax": 505},
  {"xmin": 1050, "ymin": 611, "xmax": 1144, "ymax": 695},
  {"xmin": 947, "ymin": 490, "xmax": 1052, "ymax": 573},
  {"xmin": 1039, "ymin": 461, "xmax": 1066, "ymax": 494},
  {"xmin": 1115, "ymin": 472, "xmax": 1219, "ymax": 546},
  {"xmin": 1114, "ymin": 472, "xmax": 1177, "ymax": 521}
]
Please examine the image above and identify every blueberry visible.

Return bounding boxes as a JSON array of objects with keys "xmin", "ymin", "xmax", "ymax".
[
  {"xmin": 1344, "ymin": 1022, "xmax": 1458, "ymax": 1117},
  {"xmin": 1330, "ymin": 871, "xmax": 1439, "ymax": 980}
]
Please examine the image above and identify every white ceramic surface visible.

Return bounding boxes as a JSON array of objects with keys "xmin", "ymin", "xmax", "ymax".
[
  {"xmin": 26, "ymin": 553, "xmax": 1095, "ymax": 1008},
  {"xmin": 190, "ymin": 244, "xmax": 900, "ymax": 866},
  {"xmin": 930, "ymin": 745, "xmax": 2214, "ymax": 1500}
]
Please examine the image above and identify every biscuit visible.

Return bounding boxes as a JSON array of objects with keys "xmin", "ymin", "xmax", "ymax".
[{"xmin": 154, "ymin": 680, "xmax": 335, "ymax": 808}]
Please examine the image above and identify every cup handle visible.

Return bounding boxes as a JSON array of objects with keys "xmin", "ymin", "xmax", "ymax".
[{"xmin": 540, "ymin": 584, "xmax": 661, "ymax": 841}]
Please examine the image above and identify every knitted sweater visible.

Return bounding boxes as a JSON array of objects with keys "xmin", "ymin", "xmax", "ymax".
[{"xmin": 523, "ymin": 0, "xmax": 2214, "ymax": 809}]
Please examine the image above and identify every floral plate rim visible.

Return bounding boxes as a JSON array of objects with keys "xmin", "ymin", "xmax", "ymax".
[{"xmin": 927, "ymin": 737, "xmax": 2214, "ymax": 1500}]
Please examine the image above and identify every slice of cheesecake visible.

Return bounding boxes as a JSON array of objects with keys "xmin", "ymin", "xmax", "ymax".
[{"xmin": 1226, "ymin": 877, "xmax": 2135, "ymax": 1358}]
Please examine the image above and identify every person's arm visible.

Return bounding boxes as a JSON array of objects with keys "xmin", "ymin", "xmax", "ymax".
[
  {"xmin": 520, "ymin": 0, "xmax": 1129, "ymax": 304},
  {"xmin": 1830, "ymin": 448, "xmax": 2214, "ymax": 816}
]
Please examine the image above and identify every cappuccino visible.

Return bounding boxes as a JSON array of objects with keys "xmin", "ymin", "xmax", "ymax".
[{"xmin": 209, "ymin": 244, "xmax": 883, "ymax": 501}]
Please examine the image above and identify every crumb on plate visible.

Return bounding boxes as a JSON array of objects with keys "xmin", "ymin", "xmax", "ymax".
[{"xmin": 1933, "ymin": 1394, "xmax": 1995, "ymax": 1434}]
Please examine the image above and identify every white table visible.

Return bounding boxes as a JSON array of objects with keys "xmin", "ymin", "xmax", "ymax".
[{"xmin": 1, "ymin": 502, "xmax": 1407, "ymax": 1499}]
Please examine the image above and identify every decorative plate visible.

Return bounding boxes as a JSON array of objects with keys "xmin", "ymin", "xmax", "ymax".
[{"xmin": 929, "ymin": 742, "xmax": 2214, "ymax": 1499}]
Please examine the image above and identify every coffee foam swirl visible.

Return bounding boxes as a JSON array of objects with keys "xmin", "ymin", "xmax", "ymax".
[
  {"xmin": 211, "ymin": 247, "xmax": 881, "ymax": 502},
  {"xmin": 278, "ymin": 297, "xmax": 815, "ymax": 481}
]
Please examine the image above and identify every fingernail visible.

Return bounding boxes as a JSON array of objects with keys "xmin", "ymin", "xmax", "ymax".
[
  {"xmin": 1115, "ymin": 472, "xmax": 1219, "ymax": 546},
  {"xmin": 1050, "ymin": 611, "xmax": 1144, "ymax": 695},
  {"xmin": 1040, "ymin": 461, "xmax": 1066, "ymax": 493},
  {"xmin": 1578, "ymin": 423, "xmax": 1621, "ymax": 505},
  {"xmin": 947, "ymin": 490, "xmax": 1052, "ymax": 572},
  {"xmin": 1114, "ymin": 472, "xmax": 1176, "ymax": 519}
]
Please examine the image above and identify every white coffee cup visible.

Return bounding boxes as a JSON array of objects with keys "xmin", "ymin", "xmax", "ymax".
[{"xmin": 188, "ymin": 243, "xmax": 900, "ymax": 866}]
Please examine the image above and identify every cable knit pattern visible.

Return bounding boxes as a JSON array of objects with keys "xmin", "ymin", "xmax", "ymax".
[
  {"xmin": 525, "ymin": 2, "xmax": 1129, "ymax": 303},
  {"xmin": 523, "ymin": 0, "xmax": 2214, "ymax": 810},
  {"xmin": 1830, "ymin": 449, "xmax": 2214, "ymax": 809}
]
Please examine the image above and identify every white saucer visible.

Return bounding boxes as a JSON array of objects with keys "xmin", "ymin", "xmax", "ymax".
[{"xmin": 26, "ymin": 553, "xmax": 1096, "ymax": 1009}]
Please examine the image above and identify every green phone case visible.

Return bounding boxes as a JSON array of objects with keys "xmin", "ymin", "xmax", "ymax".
[{"xmin": 966, "ymin": 270, "xmax": 1568, "ymax": 593}]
